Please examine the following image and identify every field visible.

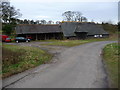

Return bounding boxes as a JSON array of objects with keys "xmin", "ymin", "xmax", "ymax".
[
  {"xmin": 2, "ymin": 44, "xmax": 52, "ymax": 78},
  {"xmin": 103, "ymin": 43, "xmax": 119, "ymax": 88}
]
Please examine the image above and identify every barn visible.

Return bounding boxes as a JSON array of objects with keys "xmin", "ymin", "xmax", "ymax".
[
  {"xmin": 61, "ymin": 22, "xmax": 109, "ymax": 39},
  {"xmin": 15, "ymin": 22, "xmax": 109, "ymax": 40},
  {"xmin": 16, "ymin": 24, "xmax": 63, "ymax": 40}
]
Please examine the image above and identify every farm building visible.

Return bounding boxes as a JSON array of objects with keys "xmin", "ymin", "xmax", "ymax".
[
  {"xmin": 15, "ymin": 22, "xmax": 109, "ymax": 40},
  {"xmin": 61, "ymin": 22, "xmax": 109, "ymax": 39},
  {"xmin": 16, "ymin": 24, "xmax": 63, "ymax": 40}
]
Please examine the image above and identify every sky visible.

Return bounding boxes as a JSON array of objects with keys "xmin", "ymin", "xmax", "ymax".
[{"xmin": 10, "ymin": 0, "xmax": 119, "ymax": 24}]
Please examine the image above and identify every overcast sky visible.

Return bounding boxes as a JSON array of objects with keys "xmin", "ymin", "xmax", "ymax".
[{"xmin": 10, "ymin": 0, "xmax": 119, "ymax": 24}]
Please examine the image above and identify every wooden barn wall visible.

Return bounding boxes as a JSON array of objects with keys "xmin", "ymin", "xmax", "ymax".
[{"xmin": 75, "ymin": 32, "xmax": 87, "ymax": 39}]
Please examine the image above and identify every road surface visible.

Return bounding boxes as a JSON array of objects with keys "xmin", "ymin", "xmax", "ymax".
[{"xmin": 3, "ymin": 41, "xmax": 116, "ymax": 88}]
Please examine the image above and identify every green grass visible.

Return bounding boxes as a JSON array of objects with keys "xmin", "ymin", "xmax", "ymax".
[
  {"xmin": 0, "ymin": 42, "xmax": 2, "ymax": 46},
  {"xmin": 41, "ymin": 40, "xmax": 89, "ymax": 47},
  {"xmin": 103, "ymin": 43, "xmax": 119, "ymax": 88},
  {"xmin": 0, "ymin": 30, "xmax": 2, "ymax": 34},
  {"xmin": 41, "ymin": 37, "xmax": 117, "ymax": 47},
  {"xmin": 2, "ymin": 44, "xmax": 52, "ymax": 78}
]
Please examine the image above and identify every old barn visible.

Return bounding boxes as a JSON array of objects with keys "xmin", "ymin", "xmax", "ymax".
[
  {"xmin": 16, "ymin": 24, "xmax": 63, "ymax": 40},
  {"xmin": 61, "ymin": 22, "xmax": 109, "ymax": 39},
  {"xmin": 15, "ymin": 22, "xmax": 109, "ymax": 40}
]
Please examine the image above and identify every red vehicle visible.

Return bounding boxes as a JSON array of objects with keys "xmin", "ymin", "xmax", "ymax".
[
  {"xmin": 0, "ymin": 35, "xmax": 12, "ymax": 42},
  {"xmin": 0, "ymin": 35, "xmax": 9, "ymax": 42},
  {"xmin": 26, "ymin": 36, "xmax": 32, "ymax": 40},
  {"xmin": 26, "ymin": 36, "xmax": 32, "ymax": 39},
  {"xmin": 5, "ymin": 38, "xmax": 11, "ymax": 42}
]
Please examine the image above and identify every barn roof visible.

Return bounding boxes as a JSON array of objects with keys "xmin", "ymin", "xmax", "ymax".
[
  {"xmin": 16, "ymin": 22, "xmax": 109, "ymax": 37},
  {"xmin": 16, "ymin": 24, "xmax": 62, "ymax": 34},
  {"xmin": 61, "ymin": 22, "xmax": 109, "ymax": 37},
  {"xmin": 61, "ymin": 22, "xmax": 78, "ymax": 37},
  {"xmin": 75, "ymin": 23, "xmax": 109, "ymax": 35}
]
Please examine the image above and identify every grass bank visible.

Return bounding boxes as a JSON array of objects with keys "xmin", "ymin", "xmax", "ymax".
[
  {"xmin": 41, "ymin": 40, "xmax": 89, "ymax": 47},
  {"xmin": 41, "ymin": 37, "xmax": 117, "ymax": 47},
  {"xmin": 2, "ymin": 44, "xmax": 52, "ymax": 78},
  {"xmin": 103, "ymin": 43, "xmax": 119, "ymax": 88}
]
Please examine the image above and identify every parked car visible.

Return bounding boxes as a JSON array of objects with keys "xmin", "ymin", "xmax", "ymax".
[
  {"xmin": 5, "ymin": 38, "xmax": 11, "ymax": 42},
  {"xmin": 15, "ymin": 37, "xmax": 30, "ymax": 43},
  {"xmin": 0, "ymin": 35, "xmax": 9, "ymax": 42}
]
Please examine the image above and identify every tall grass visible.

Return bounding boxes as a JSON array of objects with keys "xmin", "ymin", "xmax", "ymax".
[
  {"xmin": 2, "ymin": 44, "xmax": 52, "ymax": 78},
  {"xmin": 103, "ymin": 43, "xmax": 119, "ymax": 88}
]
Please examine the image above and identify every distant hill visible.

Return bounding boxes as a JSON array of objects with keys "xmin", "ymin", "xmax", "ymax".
[{"xmin": 102, "ymin": 24, "xmax": 118, "ymax": 34}]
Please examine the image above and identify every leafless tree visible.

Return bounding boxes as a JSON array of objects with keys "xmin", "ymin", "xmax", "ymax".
[
  {"xmin": 74, "ymin": 11, "xmax": 82, "ymax": 21},
  {"xmin": 36, "ymin": 20, "xmax": 40, "ymax": 24},
  {"xmin": 81, "ymin": 16, "xmax": 87, "ymax": 22},
  {"xmin": 62, "ymin": 11, "xmax": 74, "ymax": 21},
  {"xmin": 62, "ymin": 11, "xmax": 84, "ymax": 22},
  {"xmin": 40, "ymin": 20, "xmax": 46, "ymax": 24},
  {"xmin": 2, "ymin": 1, "xmax": 22, "ymax": 24},
  {"xmin": 47, "ymin": 20, "xmax": 54, "ymax": 24},
  {"xmin": 24, "ymin": 19, "xmax": 29, "ymax": 24},
  {"xmin": 56, "ymin": 21, "xmax": 60, "ymax": 24}
]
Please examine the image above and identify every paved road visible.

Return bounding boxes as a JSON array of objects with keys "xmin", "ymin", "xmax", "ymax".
[{"xmin": 3, "ymin": 41, "xmax": 116, "ymax": 88}]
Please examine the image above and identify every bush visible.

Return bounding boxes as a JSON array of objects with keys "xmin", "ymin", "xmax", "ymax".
[{"xmin": 2, "ymin": 24, "xmax": 13, "ymax": 35}]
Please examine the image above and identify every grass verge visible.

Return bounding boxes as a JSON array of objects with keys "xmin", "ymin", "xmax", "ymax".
[
  {"xmin": 41, "ymin": 37, "xmax": 117, "ymax": 47},
  {"xmin": 103, "ymin": 43, "xmax": 119, "ymax": 88},
  {"xmin": 41, "ymin": 40, "xmax": 89, "ymax": 47},
  {"xmin": 2, "ymin": 44, "xmax": 52, "ymax": 78}
]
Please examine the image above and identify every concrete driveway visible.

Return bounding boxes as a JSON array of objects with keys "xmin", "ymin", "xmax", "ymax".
[{"xmin": 2, "ymin": 41, "xmax": 116, "ymax": 88}]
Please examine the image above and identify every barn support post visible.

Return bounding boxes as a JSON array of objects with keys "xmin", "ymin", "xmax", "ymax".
[
  {"xmin": 45, "ymin": 34, "xmax": 46, "ymax": 40},
  {"xmin": 26, "ymin": 34, "xmax": 27, "ymax": 38},
  {"xmin": 36, "ymin": 34, "xmax": 38, "ymax": 40},
  {"xmin": 53, "ymin": 33, "xmax": 55, "ymax": 39}
]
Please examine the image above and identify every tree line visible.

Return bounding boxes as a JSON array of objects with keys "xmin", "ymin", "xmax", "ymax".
[{"xmin": 15, "ymin": 19, "xmax": 61, "ymax": 25}]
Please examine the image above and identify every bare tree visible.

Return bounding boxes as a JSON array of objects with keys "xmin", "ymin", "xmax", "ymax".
[
  {"xmin": 62, "ymin": 11, "xmax": 74, "ymax": 21},
  {"xmin": 48, "ymin": 20, "xmax": 53, "ymax": 24},
  {"xmin": 24, "ymin": 19, "xmax": 29, "ymax": 24},
  {"xmin": 2, "ymin": 1, "xmax": 22, "ymax": 24},
  {"xmin": 36, "ymin": 20, "xmax": 40, "ymax": 24},
  {"xmin": 30, "ymin": 20, "xmax": 34, "ymax": 24},
  {"xmin": 81, "ymin": 16, "xmax": 87, "ymax": 22},
  {"xmin": 74, "ymin": 11, "xmax": 82, "ymax": 21},
  {"xmin": 40, "ymin": 20, "xmax": 46, "ymax": 24},
  {"xmin": 56, "ymin": 21, "xmax": 60, "ymax": 24},
  {"xmin": 28, "ymin": 20, "xmax": 31, "ymax": 24},
  {"xmin": 62, "ymin": 11, "xmax": 84, "ymax": 22}
]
